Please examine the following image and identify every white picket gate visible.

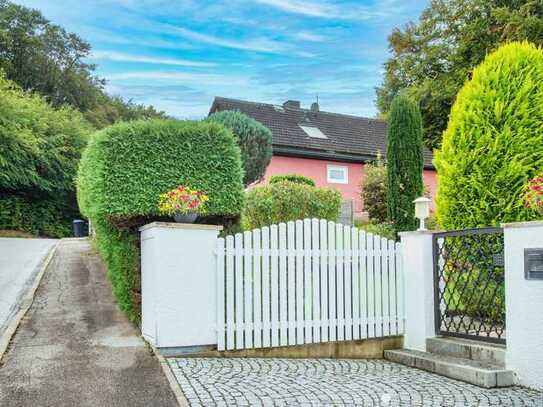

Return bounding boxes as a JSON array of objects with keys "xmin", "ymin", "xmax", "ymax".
[{"xmin": 216, "ymin": 219, "xmax": 404, "ymax": 351}]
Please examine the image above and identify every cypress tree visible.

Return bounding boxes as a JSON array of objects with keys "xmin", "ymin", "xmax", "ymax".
[{"xmin": 386, "ymin": 95, "xmax": 424, "ymax": 232}]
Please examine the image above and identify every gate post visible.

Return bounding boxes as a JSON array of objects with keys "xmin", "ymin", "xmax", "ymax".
[
  {"xmin": 503, "ymin": 221, "xmax": 543, "ymax": 390},
  {"xmin": 399, "ymin": 230, "xmax": 436, "ymax": 351},
  {"xmin": 139, "ymin": 222, "xmax": 222, "ymax": 351}
]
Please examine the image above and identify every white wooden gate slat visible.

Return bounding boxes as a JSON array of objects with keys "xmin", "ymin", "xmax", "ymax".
[
  {"xmin": 253, "ymin": 229, "xmax": 262, "ymax": 348},
  {"xmin": 218, "ymin": 219, "xmax": 402, "ymax": 351},
  {"xmin": 270, "ymin": 225, "xmax": 279, "ymax": 347},
  {"xmin": 328, "ymin": 221, "xmax": 337, "ymax": 342},
  {"xmin": 287, "ymin": 221, "xmax": 296, "ymax": 345},
  {"xmin": 311, "ymin": 218, "xmax": 321, "ymax": 343},
  {"xmin": 217, "ymin": 238, "xmax": 225, "ymax": 351},
  {"xmin": 262, "ymin": 227, "xmax": 271, "ymax": 347}
]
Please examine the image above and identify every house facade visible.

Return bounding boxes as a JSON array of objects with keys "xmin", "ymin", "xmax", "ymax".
[{"xmin": 209, "ymin": 97, "xmax": 437, "ymax": 219}]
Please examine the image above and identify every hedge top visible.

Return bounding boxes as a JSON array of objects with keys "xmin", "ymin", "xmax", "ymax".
[
  {"xmin": 269, "ymin": 174, "xmax": 316, "ymax": 187},
  {"xmin": 434, "ymin": 41, "xmax": 543, "ymax": 229},
  {"xmin": 77, "ymin": 119, "xmax": 245, "ymax": 220}
]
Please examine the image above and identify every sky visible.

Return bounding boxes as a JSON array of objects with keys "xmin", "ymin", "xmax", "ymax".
[{"xmin": 15, "ymin": 0, "xmax": 426, "ymax": 119}]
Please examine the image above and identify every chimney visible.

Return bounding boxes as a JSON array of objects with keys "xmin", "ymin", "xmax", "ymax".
[
  {"xmin": 283, "ymin": 100, "xmax": 301, "ymax": 109},
  {"xmin": 310, "ymin": 102, "xmax": 319, "ymax": 112}
]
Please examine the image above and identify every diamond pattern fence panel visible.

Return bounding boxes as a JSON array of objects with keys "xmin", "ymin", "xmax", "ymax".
[
  {"xmin": 216, "ymin": 219, "xmax": 404, "ymax": 351},
  {"xmin": 433, "ymin": 227, "xmax": 505, "ymax": 344}
]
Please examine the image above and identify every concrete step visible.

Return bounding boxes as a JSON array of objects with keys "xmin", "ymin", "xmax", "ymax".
[
  {"xmin": 426, "ymin": 337, "xmax": 506, "ymax": 367},
  {"xmin": 384, "ymin": 349, "xmax": 515, "ymax": 388}
]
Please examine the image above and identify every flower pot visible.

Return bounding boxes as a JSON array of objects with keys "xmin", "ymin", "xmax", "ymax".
[{"xmin": 173, "ymin": 213, "xmax": 198, "ymax": 224}]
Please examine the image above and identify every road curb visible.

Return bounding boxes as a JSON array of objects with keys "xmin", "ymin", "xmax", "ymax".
[
  {"xmin": 156, "ymin": 353, "xmax": 191, "ymax": 407},
  {"xmin": 0, "ymin": 241, "xmax": 58, "ymax": 362}
]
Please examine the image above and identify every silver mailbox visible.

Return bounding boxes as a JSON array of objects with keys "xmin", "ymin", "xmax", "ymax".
[{"xmin": 525, "ymin": 248, "xmax": 543, "ymax": 280}]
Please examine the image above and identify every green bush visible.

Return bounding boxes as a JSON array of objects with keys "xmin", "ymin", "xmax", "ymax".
[
  {"xmin": 354, "ymin": 220, "xmax": 396, "ymax": 241},
  {"xmin": 208, "ymin": 110, "xmax": 272, "ymax": 186},
  {"xmin": 0, "ymin": 73, "xmax": 91, "ymax": 237},
  {"xmin": 269, "ymin": 174, "xmax": 316, "ymax": 187},
  {"xmin": 386, "ymin": 94, "xmax": 424, "ymax": 233},
  {"xmin": 435, "ymin": 42, "xmax": 543, "ymax": 229},
  {"xmin": 242, "ymin": 181, "xmax": 341, "ymax": 230},
  {"xmin": 77, "ymin": 119, "xmax": 245, "ymax": 321},
  {"xmin": 360, "ymin": 156, "xmax": 387, "ymax": 223}
]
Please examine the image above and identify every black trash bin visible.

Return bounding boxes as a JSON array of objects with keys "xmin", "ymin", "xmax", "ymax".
[{"xmin": 72, "ymin": 219, "xmax": 87, "ymax": 237}]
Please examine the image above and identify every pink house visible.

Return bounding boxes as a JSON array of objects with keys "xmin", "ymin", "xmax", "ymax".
[{"xmin": 210, "ymin": 97, "xmax": 437, "ymax": 219}]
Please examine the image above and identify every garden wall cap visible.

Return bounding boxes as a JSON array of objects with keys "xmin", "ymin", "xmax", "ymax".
[
  {"xmin": 501, "ymin": 220, "xmax": 543, "ymax": 229},
  {"xmin": 398, "ymin": 229, "xmax": 442, "ymax": 237},
  {"xmin": 139, "ymin": 222, "xmax": 223, "ymax": 232}
]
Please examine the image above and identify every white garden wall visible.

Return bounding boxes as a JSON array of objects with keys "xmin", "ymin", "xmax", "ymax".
[{"xmin": 503, "ymin": 221, "xmax": 543, "ymax": 390}]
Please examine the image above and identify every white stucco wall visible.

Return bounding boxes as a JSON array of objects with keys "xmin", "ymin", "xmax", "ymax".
[
  {"xmin": 399, "ymin": 231, "xmax": 436, "ymax": 351},
  {"xmin": 503, "ymin": 221, "xmax": 543, "ymax": 390},
  {"xmin": 140, "ymin": 222, "xmax": 222, "ymax": 348}
]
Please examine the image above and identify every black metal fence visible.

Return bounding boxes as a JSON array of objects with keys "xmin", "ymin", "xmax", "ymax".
[{"xmin": 433, "ymin": 227, "xmax": 505, "ymax": 344}]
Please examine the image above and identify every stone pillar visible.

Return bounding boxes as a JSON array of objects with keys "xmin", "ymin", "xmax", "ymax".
[
  {"xmin": 399, "ymin": 230, "xmax": 436, "ymax": 351},
  {"xmin": 503, "ymin": 221, "xmax": 543, "ymax": 390},
  {"xmin": 139, "ymin": 222, "xmax": 222, "ymax": 350}
]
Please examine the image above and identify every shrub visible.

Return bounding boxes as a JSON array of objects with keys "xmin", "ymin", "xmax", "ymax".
[
  {"xmin": 354, "ymin": 220, "xmax": 396, "ymax": 241},
  {"xmin": 525, "ymin": 175, "xmax": 543, "ymax": 217},
  {"xmin": 0, "ymin": 73, "xmax": 91, "ymax": 237},
  {"xmin": 242, "ymin": 181, "xmax": 341, "ymax": 230},
  {"xmin": 435, "ymin": 42, "xmax": 543, "ymax": 229},
  {"xmin": 269, "ymin": 174, "xmax": 316, "ymax": 187},
  {"xmin": 386, "ymin": 94, "xmax": 424, "ymax": 233},
  {"xmin": 208, "ymin": 110, "xmax": 272, "ymax": 186},
  {"xmin": 77, "ymin": 119, "xmax": 245, "ymax": 320},
  {"xmin": 360, "ymin": 156, "xmax": 387, "ymax": 223}
]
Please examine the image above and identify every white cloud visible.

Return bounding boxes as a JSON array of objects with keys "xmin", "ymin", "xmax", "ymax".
[
  {"xmin": 105, "ymin": 71, "xmax": 249, "ymax": 86},
  {"xmin": 255, "ymin": 0, "xmax": 393, "ymax": 20},
  {"xmin": 295, "ymin": 31, "xmax": 327, "ymax": 42},
  {"xmin": 174, "ymin": 27, "xmax": 288, "ymax": 53},
  {"xmin": 90, "ymin": 51, "xmax": 215, "ymax": 67}
]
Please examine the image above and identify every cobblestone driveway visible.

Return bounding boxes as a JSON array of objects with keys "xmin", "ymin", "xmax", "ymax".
[{"xmin": 167, "ymin": 358, "xmax": 543, "ymax": 406}]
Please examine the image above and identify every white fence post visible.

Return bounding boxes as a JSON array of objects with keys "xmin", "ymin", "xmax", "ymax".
[
  {"xmin": 503, "ymin": 221, "xmax": 543, "ymax": 390},
  {"xmin": 140, "ymin": 222, "xmax": 222, "ymax": 349},
  {"xmin": 399, "ymin": 230, "xmax": 435, "ymax": 352}
]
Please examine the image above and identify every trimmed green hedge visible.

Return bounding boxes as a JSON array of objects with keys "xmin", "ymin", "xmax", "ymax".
[
  {"xmin": 242, "ymin": 181, "xmax": 341, "ymax": 230},
  {"xmin": 208, "ymin": 110, "xmax": 272, "ymax": 186},
  {"xmin": 435, "ymin": 42, "xmax": 543, "ymax": 229},
  {"xmin": 77, "ymin": 119, "xmax": 245, "ymax": 321},
  {"xmin": 269, "ymin": 174, "xmax": 316, "ymax": 187}
]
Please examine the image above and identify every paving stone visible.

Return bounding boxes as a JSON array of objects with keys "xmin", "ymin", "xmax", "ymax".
[{"xmin": 167, "ymin": 357, "xmax": 543, "ymax": 406}]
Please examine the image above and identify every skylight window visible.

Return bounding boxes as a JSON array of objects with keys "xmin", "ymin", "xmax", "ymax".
[{"xmin": 299, "ymin": 125, "xmax": 327, "ymax": 139}]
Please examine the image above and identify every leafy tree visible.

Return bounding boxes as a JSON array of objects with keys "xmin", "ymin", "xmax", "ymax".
[
  {"xmin": 435, "ymin": 42, "xmax": 543, "ymax": 229},
  {"xmin": 377, "ymin": 0, "xmax": 543, "ymax": 150},
  {"xmin": 0, "ymin": 73, "xmax": 91, "ymax": 236},
  {"xmin": 208, "ymin": 110, "xmax": 272, "ymax": 186},
  {"xmin": 0, "ymin": 0, "xmax": 165, "ymax": 127},
  {"xmin": 386, "ymin": 95, "xmax": 424, "ymax": 233},
  {"xmin": 360, "ymin": 154, "xmax": 387, "ymax": 223}
]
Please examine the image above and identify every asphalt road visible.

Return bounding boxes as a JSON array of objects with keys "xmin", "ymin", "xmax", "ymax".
[
  {"xmin": 0, "ymin": 238, "xmax": 57, "ymax": 334},
  {"xmin": 0, "ymin": 238, "xmax": 177, "ymax": 407}
]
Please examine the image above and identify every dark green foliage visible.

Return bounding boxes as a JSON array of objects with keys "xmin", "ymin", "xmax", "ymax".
[
  {"xmin": 360, "ymin": 157, "xmax": 387, "ymax": 223},
  {"xmin": 0, "ymin": 0, "xmax": 165, "ymax": 128},
  {"xmin": 208, "ymin": 110, "xmax": 272, "ymax": 186},
  {"xmin": 0, "ymin": 74, "xmax": 91, "ymax": 237},
  {"xmin": 77, "ymin": 119, "xmax": 245, "ymax": 321},
  {"xmin": 242, "ymin": 181, "xmax": 341, "ymax": 230},
  {"xmin": 377, "ymin": 0, "xmax": 543, "ymax": 150},
  {"xmin": 0, "ymin": 193, "xmax": 79, "ymax": 238},
  {"xmin": 269, "ymin": 174, "xmax": 316, "ymax": 187},
  {"xmin": 435, "ymin": 42, "xmax": 543, "ymax": 229},
  {"xmin": 386, "ymin": 95, "xmax": 424, "ymax": 233}
]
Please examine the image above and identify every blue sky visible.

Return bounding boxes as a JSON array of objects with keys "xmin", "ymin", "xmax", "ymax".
[{"xmin": 15, "ymin": 0, "xmax": 426, "ymax": 119}]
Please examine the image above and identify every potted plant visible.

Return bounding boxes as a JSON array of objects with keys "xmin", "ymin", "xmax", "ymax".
[
  {"xmin": 525, "ymin": 175, "xmax": 543, "ymax": 216},
  {"xmin": 158, "ymin": 185, "xmax": 209, "ymax": 223}
]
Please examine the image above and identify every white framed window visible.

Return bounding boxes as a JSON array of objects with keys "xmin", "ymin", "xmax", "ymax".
[{"xmin": 327, "ymin": 165, "xmax": 348, "ymax": 184}]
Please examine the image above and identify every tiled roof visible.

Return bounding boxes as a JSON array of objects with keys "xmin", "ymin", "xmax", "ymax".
[{"xmin": 209, "ymin": 96, "xmax": 434, "ymax": 168}]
